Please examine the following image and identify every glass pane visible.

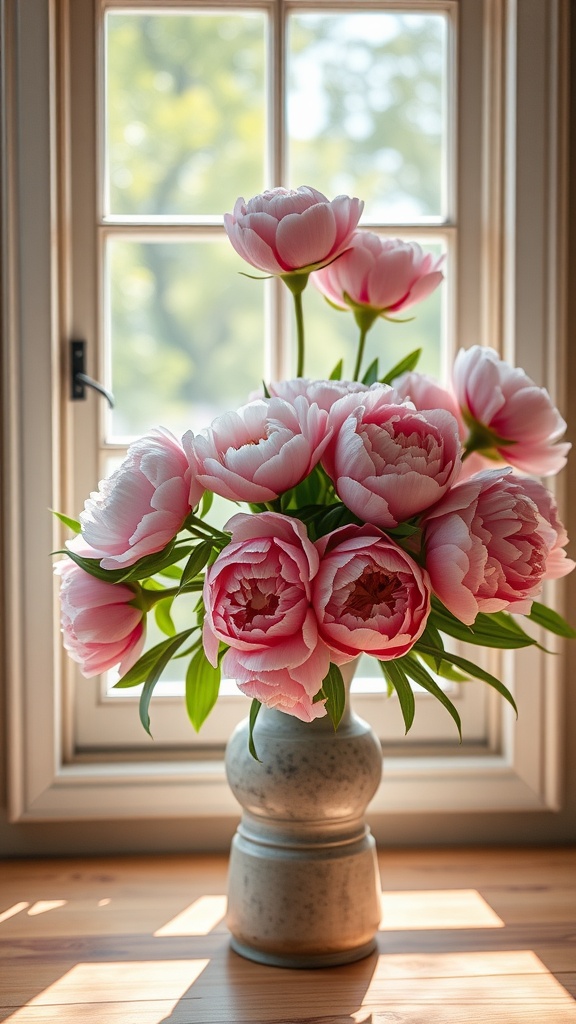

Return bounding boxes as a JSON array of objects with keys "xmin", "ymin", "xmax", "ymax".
[
  {"xmin": 287, "ymin": 12, "xmax": 447, "ymax": 221},
  {"xmin": 105, "ymin": 11, "xmax": 266, "ymax": 216},
  {"xmin": 299, "ymin": 239, "xmax": 446, "ymax": 383},
  {"xmin": 105, "ymin": 239, "xmax": 265, "ymax": 441}
]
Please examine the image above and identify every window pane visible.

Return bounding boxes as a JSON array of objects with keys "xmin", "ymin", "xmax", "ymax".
[
  {"xmin": 105, "ymin": 11, "xmax": 266, "ymax": 217},
  {"xmin": 300, "ymin": 239, "xmax": 446, "ymax": 382},
  {"xmin": 105, "ymin": 239, "xmax": 265, "ymax": 440},
  {"xmin": 287, "ymin": 12, "xmax": 447, "ymax": 221}
]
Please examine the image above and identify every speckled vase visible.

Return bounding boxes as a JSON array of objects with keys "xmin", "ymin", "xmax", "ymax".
[{"xmin": 225, "ymin": 663, "xmax": 383, "ymax": 968}]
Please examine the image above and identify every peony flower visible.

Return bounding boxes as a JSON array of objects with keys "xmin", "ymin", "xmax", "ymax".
[
  {"xmin": 185, "ymin": 396, "xmax": 332, "ymax": 503},
  {"xmin": 224, "ymin": 186, "xmax": 363, "ymax": 277},
  {"xmin": 326, "ymin": 388, "xmax": 462, "ymax": 528},
  {"xmin": 313, "ymin": 524, "xmax": 431, "ymax": 662},
  {"xmin": 55, "ymin": 560, "xmax": 145, "ymax": 677},
  {"xmin": 393, "ymin": 370, "xmax": 464, "ymax": 429},
  {"xmin": 202, "ymin": 512, "xmax": 331, "ymax": 721},
  {"xmin": 452, "ymin": 346, "xmax": 570, "ymax": 476},
  {"xmin": 312, "ymin": 232, "xmax": 444, "ymax": 317},
  {"xmin": 269, "ymin": 376, "xmax": 371, "ymax": 411},
  {"xmin": 422, "ymin": 469, "xmax": 575, "ymax": 624},
  {"xmin": 78, "ymin": 428, "xmax": 199, "ymax": 570}
]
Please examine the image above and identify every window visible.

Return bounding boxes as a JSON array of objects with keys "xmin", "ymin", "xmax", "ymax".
[{"xmin": 3, "ymin": 0, "xmax": 570, "ymax": 827}]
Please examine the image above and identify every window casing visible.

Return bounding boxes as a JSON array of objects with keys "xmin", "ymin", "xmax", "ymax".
[{"xmin": 2, "ymin": 0, "xmax": 571, "ymax": 827}]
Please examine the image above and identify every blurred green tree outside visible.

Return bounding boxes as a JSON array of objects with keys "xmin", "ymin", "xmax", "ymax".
[{"xmin": 105, "ymin": 9, "xmax": 447, "ymax": 442}]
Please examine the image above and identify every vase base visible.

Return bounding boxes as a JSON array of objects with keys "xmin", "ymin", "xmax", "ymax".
[{"xmin": 229, "ymin": 935, "xmax": 378, "ymax": 970}]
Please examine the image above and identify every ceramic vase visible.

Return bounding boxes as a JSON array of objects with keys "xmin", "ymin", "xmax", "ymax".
[{"xmin": 225, "ymin": 663, "xmax": 383, "ymax": 968}]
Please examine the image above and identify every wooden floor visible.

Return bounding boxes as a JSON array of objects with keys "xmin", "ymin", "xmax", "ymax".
[{"xmin": 0, "ymin": 847, "xmax": 575, "ymax": 1023}]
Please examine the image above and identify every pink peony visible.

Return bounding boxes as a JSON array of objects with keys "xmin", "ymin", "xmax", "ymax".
[
  {"xmin": 327, "ymin": 388, "xmax": 462, "ymax": 528},
  {"xmin": 313, "ymin": 524, "xmax": 431, "ymax": 662},
  {"xmin": 224, "ymin": 186, "xmax": 363, "ymax": 276},
  {"xmin": 393, "ymin": 370, "xmax": 464, "ymax": 429},
  {"xmin": 78, "ymin": 428, "xmax": 198, "ymax": 570},
  {"xmin": 185, "ymin": 396, "xmax": 332, "ymax": 503},
  {"xmin": 55, "ymin": 560, "xmax": 145, "ymax": 677},
  {"xmin": 422, "ymin": 469, "xmax": 575, "ymax": 624},
  {"xmin": 269, "ymin": 377, "xmax": 371, "ymax": 411},
  {"xmin": 312, "ymin": 232, "xmax": 444, "ymax": 316},
  {"xmin": 452, "ymin": 346, "xmax": 570, "ymax": 476},
  {"xmin": 202, "ymin": 512, "xmax": 331, "ymax": 721}
]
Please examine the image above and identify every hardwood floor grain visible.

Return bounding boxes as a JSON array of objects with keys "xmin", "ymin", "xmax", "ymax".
[{"xmin": 0, "ymin": 848, "xmax": 575, "ymax": 1023}]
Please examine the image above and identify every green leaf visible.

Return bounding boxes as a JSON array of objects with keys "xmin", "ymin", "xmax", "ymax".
[
  {"xmin": 199, "ymin": 489, "xmax": 214, "ymax": 519},
  {"xmin": 319, "ymin": 663, "xmax": 346, "ymax": 730},
  {"xmin": 380, "ymin": 347, "xmax": 422, "ymax": 385},
  {"xmin": 154, "ymin": 597, "xmax": 176, "ymax": 638},
  {"xmin": 120, "ymin": 544, "xmax": 193, "ymax": 582},
  {"xmin": 379, "ymin": 660, "xmax": 415, "ymax": 733},
  {"xmin": 403, "ymin": 654, "xmax": 462, "ymax": 739},
  {"xmin": 158, "ymin": 564, "xmax": 183, "ymax": 580},
  {"xmin": 413, "ymin": 643, "xmax": 518, "ymax": 716},
  {"xmin": 429, "ymin": 602, "xmax": 538, "ymax": 650},
  {"xmin": 185, "ymin": 648, "xmax": 221, "ymax": 732},
  {"xmin": 329, "ymin": 359, "xmax": 343, "ymax": 381},
  {"xmin": 113, "ymin": 629, "xmax": 195, "ymax": 688},
  {"xmin": 51, "ymin": 509, "xmax": 81, "ymax": 533},
  {"xmin": 361, "ymin": 358, "xmax": 379, "ymax": 385},
  {"xmin": 138, "ymin": 630, "xmax": 196, "ymax": 736},
  {"xmin": 527, "ymin": 601, "xmax": 576, "ymax": 639},
  {"xmin": 248, "ymin": 699, "xmax": 262, "ymax": 761},
  {"xmin": 418, "ymin": 651, "xmax": 468, "ymax": 682},
  {"xmin": 178, "ymin": 541, "xmax": 214, "ymax": 591},
  {"xmin": 262, "ymin": 380, "xmax": 271, "ymax": 398},
  {"xmin": 418, "ymin": 621, "xmax": 445, "ymax": 671},
  {"xmin": 61, "ymin": 541, "xmax": 194, "ymax": 585}
]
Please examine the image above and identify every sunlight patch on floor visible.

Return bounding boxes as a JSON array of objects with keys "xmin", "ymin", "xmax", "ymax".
[
  {"xmin": 154, "ymin": 894, "xmax": 227, "ymax": 936},
  {"xmin": 0, "ymin": 902, "xmax": 29, "ymax": 924},
  {"xmin": 17, "ymin": 959, "xmax": 211, "ymax": 1012},
  {"xmin": 363, "ymin": 950, "xmax": 576, "ymax": 1011},
  {"xmin": 27, "ymin": 900, "xmax": 67, "ymax": 917},
  {"xmin": 379, "ymin": 889, "xmax": 504, "ymax": 929}
]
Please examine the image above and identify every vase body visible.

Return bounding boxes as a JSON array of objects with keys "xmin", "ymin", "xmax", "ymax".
[{"xmin": 225, "ymin": 665, "xmax": 383, "ymax": 968}]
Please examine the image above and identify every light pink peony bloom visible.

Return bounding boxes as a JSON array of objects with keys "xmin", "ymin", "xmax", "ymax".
[
  {"xmin": 313, "ymin": 524, "xmax": 431, "ymax": 662},
  {"xmin": 55, "ymin": 560, "xmax": 145, "ymax": 677},
  {"xmin": 269, "ymin": 377, "xmax": 371, "ymax": 411},
  {"xmin": 202, "ymin": 512, "xmax": 331, "ymax": 721},
  {"xmin": 185, "ymin": 396, "xmax": 332, "ymax": 503},
  {"xmin": 327, "ymin": 389, "xmax": 462, "ymax": 528},
  {"xmin": 78, "ymin": 428, "xmax": 198, "ymax": 570},
  {"xmin": 312, "ymin": 232, "xmax": 444, "ymax": 315},
  {"xmin": 224, "ymin": 186, "xmax": 363, "ymax": 276},
  {"xmin": 452, "ymin": 346, "xmax": 570, "ymax": 476},
  {"xmin": 422, "ymin": 469, "xmax": 575, "ymax": 624},
  {"xmin": 393, "ymin": 371, "xmax": 464, "ymax": 429}
]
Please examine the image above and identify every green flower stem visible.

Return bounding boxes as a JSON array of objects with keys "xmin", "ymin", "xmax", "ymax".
[
  {"xmin": 351, "ymin": 306, "xmax": 380, "ymax": 381},
  {"xmin": 132, "ymin": 585, "xmax": 182, "ymax": 613},
  {"xmin": 353, "ymin": 325, "xmax": 369, "ymax": 382},
  {"xmin": 282, "ymin": 273, "xmax": 310, "ymax": 378},
  {"xmin": 185, "ymin": 514, "xmax": 229, "ymax": 543}
]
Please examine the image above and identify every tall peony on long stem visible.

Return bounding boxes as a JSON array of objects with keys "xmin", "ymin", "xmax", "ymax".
[
  {"xmin": 312, "ymin": 231, "xmax": 444, "ymax": 378},
  {"xmin": 282, "ymin": 272, "xmax": 309, "ymax": 377}
]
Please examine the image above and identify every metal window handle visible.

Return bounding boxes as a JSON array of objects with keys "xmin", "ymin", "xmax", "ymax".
[{"xmin": 70, "ymin": 339, "xmax": 115, "ymax": 408}]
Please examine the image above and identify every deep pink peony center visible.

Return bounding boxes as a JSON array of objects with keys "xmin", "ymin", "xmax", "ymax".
[
  {"xmin": 342, "ymin": 566, "xmax": 402, "ymax": 621},
  {"xmin": 226, "ymin": 577, "xmax": 284, "ymax": 630}
]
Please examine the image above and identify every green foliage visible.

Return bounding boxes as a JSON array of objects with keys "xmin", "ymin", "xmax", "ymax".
[
  {"xmin": 378, "ymin": 659, "xmax": 415, "ymax": 733},
  {"xmin": 317, "ymin": 664, "xmax": 346, "ymax": 730},
  {"xmin": 185, "ymin": 648, "xmax": 221, "ymax": 731},
  {"xmin": 248, "ymin": 699, "xmax": 262, "ymax": 761}
]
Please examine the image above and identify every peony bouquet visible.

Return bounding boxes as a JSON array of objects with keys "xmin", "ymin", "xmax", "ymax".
[{"xmin": 54, "ymin": 185, "xmax": 575, "ymax": 754}]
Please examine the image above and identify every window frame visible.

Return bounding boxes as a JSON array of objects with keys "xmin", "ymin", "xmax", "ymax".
[{"xmin": 3, "ymin": 0, "xmax": 571, "ymax": 826}]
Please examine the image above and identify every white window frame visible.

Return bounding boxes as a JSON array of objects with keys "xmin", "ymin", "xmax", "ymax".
[{"xmin": 3, "ymin": 0, "xmax": 571, "ymax": 827}]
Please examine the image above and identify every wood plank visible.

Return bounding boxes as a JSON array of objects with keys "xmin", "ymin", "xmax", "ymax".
[{"xmin": 0, "ymin": 848, "xmax": 575, "ymax": 1024}]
